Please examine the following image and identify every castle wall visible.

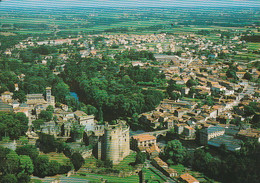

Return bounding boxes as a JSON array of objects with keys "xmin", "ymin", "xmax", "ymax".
[{"xmin": 102, "ymin": 122, "xmax": 130, "ymax": 164}]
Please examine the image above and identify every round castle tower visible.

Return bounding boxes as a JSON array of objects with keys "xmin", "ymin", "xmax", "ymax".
[{"xmin": 103, "ymin": 121, "xmax": 130, "ymax": 164}]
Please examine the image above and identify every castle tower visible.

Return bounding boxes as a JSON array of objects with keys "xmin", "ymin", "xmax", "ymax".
[
  {"xmin": 46, "ymin": 87, "xmax": 52, "ymax": 103},
  {"xmin": 102, "ymin": 121, "xmax": 130, "ymax": 164},
  {"xmin": 46, "ymin": 87, "xmax": 55, "ymax": 107}
]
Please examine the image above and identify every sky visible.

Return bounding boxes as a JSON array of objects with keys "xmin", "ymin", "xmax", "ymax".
[{"xmin": 0, "ymin": 0, "xmax": 260, "ymax": 9}]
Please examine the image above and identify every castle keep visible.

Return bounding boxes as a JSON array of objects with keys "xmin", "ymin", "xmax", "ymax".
[{"xmin": 97, "ymin": 120, "xmax": 130, "ymax": 164}]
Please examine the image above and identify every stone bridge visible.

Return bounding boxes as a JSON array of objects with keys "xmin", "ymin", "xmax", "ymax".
[{"xmin": 132, "ymin": 129, "xmax": 170, "ymax": 138}]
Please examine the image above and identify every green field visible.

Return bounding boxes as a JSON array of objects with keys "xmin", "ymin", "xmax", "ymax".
[
  {"xmin": 144, "ymin": 168, "xmax": 166, "ymax": 183},
  {"xmin": 2, "ymin": 8, "xmax": 258, "ymax": 36},
  {"xmin": 113, "ymin": 151, "xmax": 136, "ymax": 171},
  {"xmin": 248, "ymin": 43, "xmax": 260, "ymax": 50},
  {"xmin": 72, "ymin": 174, "xmax": 139, "ymax": 183}
]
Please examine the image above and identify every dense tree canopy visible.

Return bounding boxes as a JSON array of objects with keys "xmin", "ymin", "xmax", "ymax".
[
  {"xmin": 61, "ymin": 54, "xmax": 166, "ymax": 123},
  {"xmin": 0, "ymin": 146, "xmax": 36, "ymax": 183},
  {"xmin": 36, "ymin": 133, "xmax": 58, "ymax": 153},
  {"xmin": 0, "ymin": 112, "xmax": 28, "ymax": 140},
  {"xmin": 161, "ymin": 140, "xmax": 186, "ymax": 165}
]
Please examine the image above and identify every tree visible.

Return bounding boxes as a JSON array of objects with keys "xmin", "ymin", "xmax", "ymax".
[
  {"xmin": 104, "ymin": 159, "xmax": 113, "ymax": 168},
  {"xmin": 0, "ymin": 146, "xmax": 10, "ymax": 171},
  {"xmin": 32, "ymin": 119, "xmax": 45, "ymax": 131},
  {"xmin": 12, "ymin": 90, "xmax": 26, "ymax": 103},
  {"xmin": 38, "ymin": 110, "xmax": 53, "ymax": 121},
  {"xmin": 169, "ymin": 92, "xmax": 181, "ymax": 101},
  {"xmin": 19, "ymin": 155, "xmax": 34, "ymax": 175},
  {"xmin": 135, "ymin": 152, "xmax": 146, "ymax": 165},
  {"xmin": 251, "ymin": 114, "xmax": 260, "ymax": 128},
  {"xmin": 46, "ymin": 105, "xmax": 54, "ymax": 113},
  {"xmin": 48, "ymin": 160, "xmax": 60, "ymax": 176},
  {"xmin": 186, "ymin": 79, "xmax": 197, "ymax": 88},
  {"xmin": 0, "ymin": 112, "xmax": 28, "ymax": 140},
  {"xmin": 59, "ymin": 160, "xmax": 73, "ymax": 174},
  {"xmin": 53, "ymin": 82, "xmax": 70, "ymax": 103},
  {"xmin": 69, "ymin": 124, "xmax": 84, "ymax": 142},
  {"xmin": 16, "ymin": 145, "xmax": 39, "ymax": 161},
  {"xmin": 70, "ymin": 152, "xmax": 84, "ymax": 171},
  {"xmin": 36, "ymin": 133, "xmax": 57, "ymax": 153},
  {"xmin": 33, "ymin": 155, "xmax": 49, "ymax": 178},
  {"xmin": 80, "ymin": 104, "xmax": 98, "ymax": 116},
  {"xmin": 162, "ymin": 140, "xmax": 186, "ymax": 164},
  {"xmin": 1, "ymin": 174, "xmax": 17, "ymax": 183},
  {"xmin": 226, "ymin": 69, "xmax": 237, "ymax": 80},
  {"xmin": 244, "ymin": 102, "xmax": 258, "ymax": 116},
  {"xmin": 18, "ymin": 136, "xmax": 29, "ymax": 145},
  {"xmin": 17, "ymin": 173, "xmax": 30, "ymax": 183},
  {"xmin": 243, "ymin": 72, "xmax": 252, "ymax": 80},
  {"xmin": 4, "ymin": 151, "xmax": 20, "ymax": 174}
]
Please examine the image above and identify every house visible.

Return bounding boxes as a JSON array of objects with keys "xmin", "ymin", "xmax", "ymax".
[
  {"xmin": 14, "ymin": 84, "xmax": 19, "ymax": 91},
  {"xmin": 14, "ymin": 107, "xmax": 29, "ymax": 117},
  {"xmin": 182, "ymin": 126, "xmax": 195, "ymax": 139},
  {"xmin": 146, "ymin": 144, "xmax": 161, "ymax": 158},
  {"xmin": 26, "ymin": 94, "xmax": 47, "ymax": 108},
  {"xmin": 40, "ymin": 121, "xmax": 61, "ymax": 137},
  {"xmin": 165, "ymin": 119, "xmax": 174, "ymax": 129},
  {"xmin": 74, "ymin": 111, "xmax": 95, "ymax": 132},
  {"xmin": 60, "ymin": 104, "xmax": 69, "ymax": 112},
  {"xmin": 174, "ymin": 108, "xmax": 188, "ymax": 118},
  {"xmin": 132, "ymin": 134, "xmax": 156, "ymax": 148},
  {"xmin": 12, "ymin": 100, "xmax": 20, "ymax": 108},
  {"xmin": 200, "ymin": 126, "xmax": 225, "ymax": 145},
  {"xmin": 175, "ymin": 123, "xmax": 186, "ymax": 134},
  {"xmin": 0, "ymin": 99, "xmax": 13, "ymax": 112},
  {"xmin": 180, "ymin": 173, "xmax": 199, "ymax": 183},
  {"xmin": 211, "ymin": 84, "xmax": 226, "ymax": 93},
  {"xmin": 237, "ymin": 129, "xmax": 260, "ymax": 142},
  {"xmin": 163, "ymin": 167, "xmax": 178, "ymax": 178},
  {"xmin": 181, "ymin": 87, "xmax": 190, "ymax": 95},
  {"xmin": 151, "ymin": 157, "xmax": 168, "ymax": 169},
  {"xmin": 208, "ymin": 134, "xmax": 242, "ymax": 151},
  {"xmin": 236, "ymin": 72, "xmax": 246, "ymax": 79},
  {"xmin": 1, "ymin": 91, "xmax": 13, "ymax": 103},
  {"xmin": 151, "ymin": 157, "xmax": 179, "ymax": 178}
]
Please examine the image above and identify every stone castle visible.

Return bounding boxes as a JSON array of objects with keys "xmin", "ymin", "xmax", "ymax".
[{"xmin": 97, "ymin": 120, "xmax": 130, "ymax": 164}]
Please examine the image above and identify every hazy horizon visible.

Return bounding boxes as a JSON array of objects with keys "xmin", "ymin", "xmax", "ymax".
[{"xmin": 0, "ymin": 0, "xmax": 260, "ymax": 9}]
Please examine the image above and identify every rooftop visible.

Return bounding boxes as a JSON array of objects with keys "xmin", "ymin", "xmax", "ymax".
[
  {"xmin": 153, "ymin": 157, "xmax": 168, "ymax": 167},
  {"xmin": 180, "ymin": 173, "xmax": 199, "ymax": 183},
  {"xmin": 132, "ymin": 134, "xmax": 156, "ymax": 142},
  {"xmin": 202, "ymin": 126, "xmax": 225, "ymax": 134},
  {"xmin": 208, "ymin": 134, "xmax": 242, "ymax": 151}
]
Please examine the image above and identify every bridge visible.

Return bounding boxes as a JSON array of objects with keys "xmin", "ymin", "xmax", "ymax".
[{"xmin": 131, "ymin": 129, "xmax": 170, "ymax": 138}]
